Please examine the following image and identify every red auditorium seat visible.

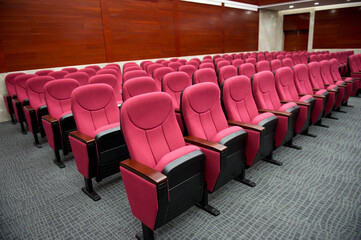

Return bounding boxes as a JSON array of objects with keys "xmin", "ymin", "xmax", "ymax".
[
  {"xmin": 123, "ymin": 62, "xmax": 139, "ymax": 69},
  {"xmin": 140, "ymin": 61, "xmax": 152, "ymax": 70},
  {"xmin": 221, "ymin": 76, "xmax": 281, "ymax": 167},
  {"xmin": 24, "ymin": 76, "xmax": 55, "ymax": 147},
  {"xmin": 252, "ymin": 71, "xmax": 301, "ymax": 149},
  {"xmin": 255, "ymin": 60, "xmax": 271, "ymax": 73},
  {"xmin": 189, "ymin": 58, "xmax": 201, "ymax": 64},
  {"xmin": 214, "ymin": 58, "xmax": 225, "ymax": 65},
  {"xmin": 162, "ymin": 60, "xmax": 170, "ymax": 66},
  {"xmin": 270, "ymin": 59, "xmax": 283, "ymax": 72},
  {"xmin": 162, "ymin": 71, "xmax": 192, "ymax": 132},
  {"xmin": 193, "ymin": 68, "xmax": 218, "ymax": 85},
  {"xmin": 97, "ymin": 68, "xmax": 122, "ymax": 84},
  {"xmin": 293, "ymin": 64, "xmax": 328, "ymax": 127},
  {"xmin": 123, "ymin": 70, "xmax": 148, "ymax": 83},
  {"xmin": 12, "ymin": 74, "xmax": 37, "ymax": 133},
  {"xmin": 347, "ymin": 55, "xmax": 361, "ymax": 96},
  {"xmin": 153, "ymin": 67, "xmax": 174, "ymax": 91},
  {"xmin": 35, "ymin": 70, "xmax": 54, "ymax": 76},
  {"xmin": 62, "ymin": 67, "xmax": 78, "ymax": 73},
  {"xmin": 257, "ymin": 54, "xmax": 266, "ymax": 62},
  {"xmin": 65, "ymin": 72, "xmax": 89, "ymax": 86},
  {"xmin": 79, "ymin": 68, "xmax": 96, "ymax": 78},
  {"xmin": 89, "ymin": 74, "xmax": 123, "ymax": 106},
  {"xmin": 120, "ymin": 92, "xmax": 218, "ymax": 240},
  {"xmin": 178, "ymin": 59, "xmax": 187, "ymax": 65},
  {"xmin": 282, "ymin": 58, "xmax": 294, "ymax": 68},
  {"xmin": 168, "ymin": 62, "xmax": 182, "ymax": 71},
  {"xmin": 308, "ymin": 54, "xmax": 317, "ymax": 63},
  {"xmin": 69, "ymin": 84, "xmax": 129, "ymax": 200},
  {"xmin": 42, "ymin": 79, "xmax": 79, "ymax": 168},
  {"xmin": 218, "ymin": 65, "xmax": 238, "ymax": 85},
  {"xmin": 178, "ymin": 65, "xmax": 197, "ymax": 79},
  {"xmin": 146, "ymin": 63, "xmax": 163, "ymax": 77},
  {"xmin": 85, "ymin": 65, "xmax": 101, "ymax": 72},
  {"xmin": 186, "ymin": 60, "xmax": 200, "ymax": 68},
  {"xmin": 238, "ymin": 63, "xmax": 255, "ymax": 79},
  {"xmin": 245, "ymin": 58, "xmax": 256, "ymax": 65},
  {"xmin": 274, "ymin": 67, "xmax": 316, "ymax": 137},
  {"xmin": 265, "ymin": 54, "xmax": 274, "ymax": 62},
  {"xmin": 3, "ymin": 72, "xmax": 26, "ymax": 124},
  {"xmin": 300, "ymin": 53, "xmax": 308, "ymax": 64},
  {"xmin": 320, "ymin": 60, "xmax": 351, "ymax": 109},
  {"xmin": 122, "ymin": 77, "xmax": 159, "ymax": 101},
  {"xmin": 292, "ymin": 53, "xmax": 302, "ymax": 65},
  {"xmin": 308, "ymin": 62, "xmax": 343, "ymax": 117},
  {"xmin": 199, "ymin": 62, "xmax": 215, "ymax": 70},
  {"xmin": 329, "ymin": 58, "xmax": 356, "ymax": 105},
  {"xmin": 276, "ymin": 55, "xmax": 284, "ymax": 61},
  {"xmin": 181, "ymin": 82, "xmax": 255, "ymax": 189},
  {"xmin": 123, "ymin": 66, "xmax": 142, "ymax": 73},
  {"xmin": 232, "ymin": 59, "xmax": 244, "ymax": 69}
]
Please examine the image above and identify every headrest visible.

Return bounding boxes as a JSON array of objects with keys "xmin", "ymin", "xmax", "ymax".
[
  {"xmin": 27, "ymin": 76, "xmax": 55, "ymax": 93},
  {"xmin": 163, "ymin": 72, "xmax": 191, "ymax": 92},
  {"xmin": 123, "ymin": 77, "xmax": 157, "ymax": 99},
  {"xmin": 96, "ymin": 68, "xmax": 118, "ymax": 76},
  {"xmin": 72, "ymin": 83, "xmax": 115, "ymax": 111},
  {"xmin": 5, "ymin": 73, "xmax": 26, "ymax": 85},
  {"xmin": 45, "ymin": 79, "xmax": 79, "ymax": 100},
  {"xmin": 253, "ymin": 71, "xmax": 274, "ymax": 93},
  {"xmin": 89, "ymin": 74, "xmax": 117, "ymax": 88},
  {"xmin": 124, "ymin": 70, "xmax": 148, "ymax": 82},
  {"xmin": 275, "ymin": 67, "xmax": 293, "ymax": 87},
  {"xmin": 123, "ymin": 92, "xmax": 173, "ymax": 130},
  {"xmin": 194, "ymin": 68, "xmax": 217, "ymax": 84},
  {"xmin": 225, "ymin": 76, "xmax": 251, "ymax": 102},
  {"xmin": 15, "ymin": 74, "xmax": 36, "ymax": 88},
  {"xmin": 65, "ymin": 72, "xmax": 89, "ymax": 85},
  {"xmin": 183, "ymin": 82, "xmax": 219, "ymax": 113},
  {"xmin": 153, "ymin": 67, "xmax": 174, "ymax": 80}
]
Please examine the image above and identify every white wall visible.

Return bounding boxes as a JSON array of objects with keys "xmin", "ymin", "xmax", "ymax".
[{"xmin": 258, "ymin": 9, "xmax": 284, "ymax": 52}]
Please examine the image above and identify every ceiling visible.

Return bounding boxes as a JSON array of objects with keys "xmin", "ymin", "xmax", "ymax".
[{"xmin": 257, "ymin": 0, "xmax": 361, "ymax": 11}]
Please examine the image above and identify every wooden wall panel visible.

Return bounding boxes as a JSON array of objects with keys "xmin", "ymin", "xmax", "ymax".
[
  {"xmin": 283, "ymin": 13, "xmax": 310, "ymax": 31},
  {"xmin": 284, "ymin": 30, "xmax": 308, "ymax": 51},
  {"xmin": 105, "ymin": 0, "xmax": 176, "ymax": 61},
  {"xmin": 224, "ymin": 7, "xmax": 259, "ymax": 52},
  {"xmin": 313, "ymin": 7, "xmax": 361, "ymax": 49},
  {"xmin": 0, "ymin": 0, "xmax": 260, "ymax": 73},
  {"xmin": 0, "ymin": 0, "xmax": 107, "ymax": 72},
  {"xmin": 177, "ymin": 2, "xmax": 223, "ymax": 56}
]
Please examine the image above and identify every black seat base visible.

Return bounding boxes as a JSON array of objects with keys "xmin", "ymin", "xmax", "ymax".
[
  {"xmin": 263, "ymin": 157, "xmax": 283, "ymax": 166},
  {"xmin": 235, "ymin": 176, "xmax": 256, "ymax": 187},
  {"xmin": 284, "ymin": 140, "xmax": 302, "ymax": 150},
  {"xmin": 82, "ymin": 177, "xmax": 101, "ymax": 201}
]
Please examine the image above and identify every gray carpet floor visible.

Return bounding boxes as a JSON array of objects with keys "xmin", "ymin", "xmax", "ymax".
[{"xmin": 1, "ymin": 97, "xmax": 361, "ymax": 240}]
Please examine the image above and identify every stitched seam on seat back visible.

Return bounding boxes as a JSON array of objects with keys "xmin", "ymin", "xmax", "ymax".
[
  {"xmin": 145, "ymin": 130, "xmax": 157, "ymax": 166},
  {"xmin": 198, "ymin": 113, "xmax": 208, "ymax": 140},
  {"xmin": 90, "ymin": 111, "xmax": 96, "ymax": 132},
  {"xmin": 210, "ymin": 108, "xmax": 220, "ymax": 133},
  {"xmin": 161, "ymin": 124, "xmax": 171, "ymax": 153},
  {"xmin": 104, "ymin": 108, "xmax": 110, "ymax": 125}
]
